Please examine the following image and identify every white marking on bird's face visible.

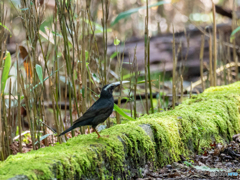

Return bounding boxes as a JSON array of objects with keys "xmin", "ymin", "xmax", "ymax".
[{"xmin": 104, "ymin": 81, "xmax": 129, "ymax": 91}]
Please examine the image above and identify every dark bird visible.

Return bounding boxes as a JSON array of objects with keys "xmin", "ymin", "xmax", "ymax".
[{"xmin": 59, "ymin": 81, "xmax": 128, "ymax": 138}]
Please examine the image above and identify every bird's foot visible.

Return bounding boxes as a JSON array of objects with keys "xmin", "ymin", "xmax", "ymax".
[{"xmin": 93, "ymin": 128, "xmax": 101, "ymax": 139}]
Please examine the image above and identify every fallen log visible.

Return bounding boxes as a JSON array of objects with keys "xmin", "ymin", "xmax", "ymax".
[{"xmin": 0, "ymin": 81, "xmax": 240, "ymax": 180}]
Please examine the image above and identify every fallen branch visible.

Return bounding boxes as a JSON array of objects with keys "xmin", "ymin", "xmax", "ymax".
[{"xmin": 185, "ymin": 62, "xmax": 240, "ymax": 92}]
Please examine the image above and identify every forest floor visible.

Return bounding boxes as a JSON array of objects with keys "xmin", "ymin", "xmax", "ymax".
[{"xmin": 134, "ymin": 134, "xmax": 240, "ymax": 180}]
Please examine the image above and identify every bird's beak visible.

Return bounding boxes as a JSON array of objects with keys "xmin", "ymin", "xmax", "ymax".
[{"xmin": 112, "ymin": 81, "xmax": 129, "ymax": 88}]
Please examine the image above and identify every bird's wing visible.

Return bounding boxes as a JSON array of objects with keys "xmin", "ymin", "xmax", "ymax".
[{"xmin": 73, "ymin": 98, "xmax": 112, "ymax": 125}]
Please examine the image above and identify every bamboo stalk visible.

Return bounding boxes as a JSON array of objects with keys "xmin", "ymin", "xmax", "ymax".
[
  {"xmin": 20, "ymin": 73, "xmax": 35, "ymax": 150},
  {"xmin": 101, "ymin": 0, "xmax": 111, "ymax": 127},
  {"xmin": 128, "ymin": 57, "xmax": 133, "ymax": 118},
  {"xmin": 162, "ymin": 62, "xmax": 166, "ymax": 110},
  {"xmin": 53, "ymin": 12, "xmax": 62, "ymax": 140},
  {"xmin": 200, "ymin": 35, "xmax": 205, "ymax": 91},
  {"xmin": 8, "ymin": 79, "xmax": 12, "ymax": 154},
  {"xmin": 50, "ymin": 71, "xmax": 60, "ymax": 143},
  {"xmin": 144, "ymin": 14, "xmax": 149, "ymax": 115},
  {"xmin": 69, "ymin": 82, "xmax": 74, "ymax": 137},
  {"xmin": 209, "ymin": 35, "xmax": 213, "ymax": 86},
  {"xmin": 232, "ymin": 0, "xmax": 238, "ymax": 81},
  {"xmin": 101, "ymin": 0, "xmax": 106, "ymax": 85},
  {"xmin": 41, "ymin": 96, "xmax": 49, "ymax": 146},
  {"xmin": 2, "ymin": 94, "xmax": 7, "ymax": 158},
  {"xmin": 116, "ymin": 47, "xmax": 121, "ymax": 124},
  {"xmin": 81, "ymin": 10, "xmax": 87, "ymax": 114},
  {"xmin": 180, "ymin": 75, "xmax": 183, "ymax": 103},
  {"xmin": 173, "ymin": 85, "xmax": 176, "ymax": 108},
  {"xmin": 212, "ymin": 1, "xmax": 217, "ymax": 86},
  {"xmin": 158, "ymin": 75, "xmax": 161, "ymax": 112},
  {"xmin": 17, "ymin": 52, "xmax": 22, "ymax": 153},
  {"xmin": 80, "ymin": 10, "xmax": 87, "ymax": 133},
  {"xmin": 190, "ymin": 82, "xmax": 192, "ymax": 98},
  {"xmin": 227, "ymin": 46, "xmax": 231, "ymax": 84},
  {"xmin": 172, "ymin": 25, "xmax": 176, "ymax": 109},
  {"xmin": 39, "ymin": 95, "xmax": 48, "ymax": 146},
  {"xmin": 34, "ymin": 102, "xmax": 40, "ymax": 149},
  {"xmin": 157, "ymin": 22, "xmax": 161, "ymax": 34},
  {"xmin": 0, "ymin": 67, "xmax": 3, "ymax": 160},
  {"xmin": 147, "ymin": 37, "xmax": 154, "ymax": 113},
  {"xmin": 133, "ymin": 46, "xmax": 138, "ymax": 119},
  {"xmin": 3, "ymin": 96, "xmax": 9, "ymax": 156}
]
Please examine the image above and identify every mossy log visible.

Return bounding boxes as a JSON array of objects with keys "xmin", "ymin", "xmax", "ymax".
[{"xmin": 1, "ymin": 82, "xmax": 240, "ymax": 180}]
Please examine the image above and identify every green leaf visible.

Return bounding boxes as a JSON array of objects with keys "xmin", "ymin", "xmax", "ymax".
[
  {"xmin": 111, "ymin": 1, "xmax": 169, "ymax": 26},
  {"xmin": 114, "ymin": 104, "xmax": 135, "ymax": 121},
  {"xmin": 110, "ymin": 52, "xmax": 118, "ymax": 59},
  {"xmin": 0, "ymin": 22, "xmax": 11, "ymax": 36},
  {"xmin": 1, "ymin": 51, "xmax": 11, "ymax": 93},
  {"xmin": 230, "ymin": 26, "xmax": 240, "ymax": 42},
  {"xmin": 183, "ymin": 161, "xmax": 193, "ymax": 167},
  {"xmin": 114, "ymin": 37, "xmax": 120, "ymax": 46},
  {"xmin": 136, "ymin": 80, "xmax": 146, "ymax": 84},
  {"xmin": 36, "ymin": 64, "xmax": 43, "ymax": 84},
  {"xmin": 122, "ymin": 73, "xmax": 132, "ymax": 80}
]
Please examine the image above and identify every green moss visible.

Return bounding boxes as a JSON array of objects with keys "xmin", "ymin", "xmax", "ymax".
[
  {"xmin": 1, "ymin": 81, "xmax": 240, "ymax": 179},
  {"xmin": 0, "ymin": 123, "xmax": 155, "ymax": 179}
]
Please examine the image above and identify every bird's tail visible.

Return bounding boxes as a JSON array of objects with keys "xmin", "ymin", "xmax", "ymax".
[
  {"xmin": 58, "ymin": 125, "xmax": 77, "ymax": 137},
  {"xmin": 58, "ymin": 118, "xmax": 91, "ymax": 136}
]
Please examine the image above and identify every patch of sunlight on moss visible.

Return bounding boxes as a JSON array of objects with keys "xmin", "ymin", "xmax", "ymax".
[{"xmin": 204, "ymin": 81, "xmax": 240, "ymax": 94}]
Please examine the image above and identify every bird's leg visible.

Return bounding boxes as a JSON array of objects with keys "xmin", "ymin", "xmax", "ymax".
[{"xmin": 93, "ymin": 128, "xmax": 101, "ymax": 138}]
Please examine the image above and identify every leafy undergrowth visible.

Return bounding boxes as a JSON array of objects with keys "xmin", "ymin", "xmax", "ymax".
[{"xmin": 0, "ymin": 81, "xmax": 240, "ymax": 179}]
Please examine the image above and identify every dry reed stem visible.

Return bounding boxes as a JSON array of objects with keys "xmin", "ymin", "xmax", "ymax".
[
  {"xmin": 209, "ymin": 35, "xmax": 213, "ymax": 86},
  {"xmin": 17, "ymin": 49, "xmax": 22, "ymax": 153},
  {"xmin": 2, "ymin": 94, "xmax": 7, "ymax": 158},
  {"xmin": 172, "ymin": 25, "xmax": 176, "ymax": 109},
  {"xmin": 144, "ymin": 16, "xmax": 149, "ymax": 114},
  {"xmin": 190, "ymin": 82, "xmax": 192, "ymax": 98},
  {"xmin": 147, "ymin": 37, "xmax": 154, "ymax": 114},
  {"xmin": 200, "ymin": 35, "xmax": 205, "ymax": 91},
  {"xmin": 133, "ymin": 45, "xmax": 138, "ymax": 119},
  {"xmin": 232, "ymin": 0, "xmax": 238, "ymax": 81},
  {"xmin": 173, "ymin": 85, "xmax": 176, "ymax": 109},
  {"xmin": 158, "ymin": 75, "xmax": 161, "ymax": 112},
  {"xmin": 212, "ymin": 1, "xmax": 217, "ymax": 86},
  {"xmin": 180, "ymin": 75, "xmax": 183, "ymax": 103},
  {"xmin": 8, "ymin": 79, "xmax": 12, "ymax": 153},
  {"xmin": 0, "ymin": 67, "xmax": 2, "ymax": 160},
  {"xmin": 81, "ymin": 10, "xmax": 87, "ymax": 114}
]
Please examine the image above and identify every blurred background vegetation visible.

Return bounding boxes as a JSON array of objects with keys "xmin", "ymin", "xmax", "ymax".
[{"xmin": 0, "ymin": 0, "xmax": 239, "ymax": 160}]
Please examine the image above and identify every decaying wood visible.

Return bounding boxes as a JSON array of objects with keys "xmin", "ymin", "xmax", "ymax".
[{"xmin": 108, "ymin": 24, "xmax": 237, "ymax": 81}]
